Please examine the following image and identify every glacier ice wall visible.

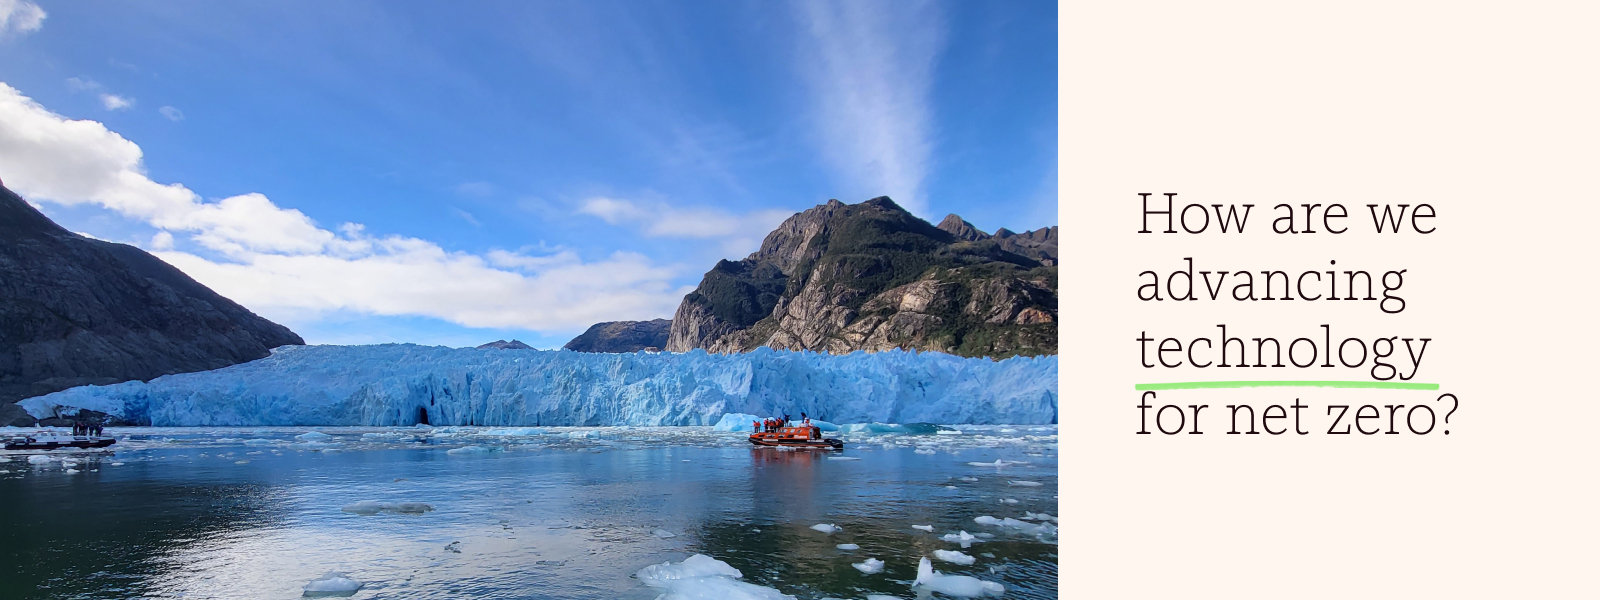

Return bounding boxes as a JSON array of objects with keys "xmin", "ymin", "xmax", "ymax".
[{"xmin": 20, "ymin": 344, "xmax": 1058, "ymax": 427}]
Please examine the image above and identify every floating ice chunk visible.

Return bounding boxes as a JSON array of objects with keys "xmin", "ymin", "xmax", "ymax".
[
  {"xmin": 712, "ymin": 413, "xmax": 765, "ymax": 432},
  {"xmin": 967, "ymin": 459, "xmax": 1008, "ymax": 467},
  {"xmin": 27, "ymin": 455, "xmax": 53, "ymax": 464},
  {"xmin": 936, "ymin": 429, "xmax": 963, "ymax": 435},
  {"xmin": 446, "ymin": 445, "xmax": 493, "ymax": 455},
  {"xmin": 341, "ymin": 500, "xmax": 434, "ymax": 515},
  {"xmin": 1007, "ymin": 480, "xmax": 1042, "ymax": 487},
  {"xmin": 865, "ymin": 596, "xmax": 902, "ymax": 600},
  {"xmin": 940, "ymin": 530, "xmax": 982, "ymax": 548},
  {"xmin": 999, "ymin": 498, "xmax": 1018, "ymax": 504},
  {"xmin": 974, "ymin": 516, "xmax": 1001, "ymax": 526},
  {"xmin": 835, "ymin": 543, "xmax": 859, "ymax": 550},
  {"xmin": 913, "ymin": 557, "xmax": 1003, "ymax": 597},
  {"xmin": 109, "ymin": 462, "xmax": 125, "ymax": 466},
  {"xmin": 914, "ymin": 448, "xmax": 936, "ymax": 455},
  {"xmin": 320, "ymin": 449, "xmax": 341, "ymax": 454},
  {"xmin": 387, "ymin": 502, "xmax": 434, "ymax": 514},
  {"xmin": 1022, "ymin": 511, "xmax": 1058, "ymax": 523},
  {"xmin": 933, "ymin": 549, "xmax": 977, "ymax": 565},
  {"xmin": 810, "ymin": 523, "xmax": 841, "ymax": 534},
  {"xmin": 944, "ymin": 486, "xmax": 957, "ymax": 490},
  {"xmin": 340, "ymin": 500, "xmax": 386, "ymax": 515},
  {"xmin": 296, "ymin": 431, "xmax": 333, "ymax": 442},
  {"xmin": 653, "ymin": 529, "xmax": 678, "ymax": 538},
  {"xmin": 303, "ymin": 572, "xmax": 363, "ymax": 597},
  {"xmin": 826, "ymin": 456, "xmax": 860, "ymax": 461},
  {"xmin": 852, "ymin": 558, "xmax": 884, "ymax": 574},
  {"xmin": 973, "ymin": 516, "xmax": 1057, "ymax": 539},
  {"xmin": 958, "ymin": 476, "xmax": 978, "ymax": 482},
  {"xmin": 64, "ymin": 468, "xmax": 80, "ymax": 474},
  {"xmin": 235, "ymin": 460, "xmax": 251, "ymax": 464},
  {"xmin": 912, "ymin": 525, "xmax": 934, "ymax": 532},
  {"xmin": 243, "ymin": 439, "xmax": 275, "ymax": 446},
  {"xmin": 635, "ymin": 554, "xmax": 795, "ymax": 600}
]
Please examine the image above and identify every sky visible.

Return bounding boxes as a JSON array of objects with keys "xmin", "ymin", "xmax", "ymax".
[{"xmin": 0, "ymin": 0, "xmax": 1057, "ymax": 349}]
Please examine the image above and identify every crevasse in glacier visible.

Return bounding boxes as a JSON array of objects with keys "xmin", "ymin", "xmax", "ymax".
[{"xmin": 19, "ymin": 344, "xmax": 1058, "ymax": 427}]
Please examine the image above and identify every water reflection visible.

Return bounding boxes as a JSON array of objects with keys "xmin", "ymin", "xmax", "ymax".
[{"xmin": 1, "ymin": 427, "xmax": 1056, "ymax": 599}]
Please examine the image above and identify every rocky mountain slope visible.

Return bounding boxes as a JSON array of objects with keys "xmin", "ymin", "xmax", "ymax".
[
  {"xmin": 563, "ymin": 319, "xmax": 670, "ymax": 353},
  {"xmin": 0, "ymin": 185, "xmax": 304, "ymax": 425},
  {"xmin": 665, "ymin": 197, "xmax": 1056, "ymax": 358}
]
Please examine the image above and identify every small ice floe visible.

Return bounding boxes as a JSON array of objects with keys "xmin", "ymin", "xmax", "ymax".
[
  {"xmin": 302, "ymin": 572, "xmax": 363, "ymax": 597},
  {"xmin": 320, "ymin": 449, "xmax": 341, "ymax": 454},
  {"xmin": 1021, "ymin": 511, "xmax": 1058, "ymax": 523},
  {"xmin": 446, "ymin": 445, "xmax": 493, "ymax": 455},
  {"xmin": 914, "ymin": 448, "xmax": 936, "ymax": 455},
  {"xmin": 835, "ymin": 543, "xmax": 860, "ymax": 551},
  {"xmin": 913, "ymin": 557, "xmax": 1004, "ymax": 597},
  {"xmin": 999, "ymin": 498, "xmax": 1018, "ymax": 504},
  {"xmin": 936, "ymin": 429, "xmax": 963, "ymax": 435},
  {"xmin": 973, "ymin": 516, "xmax": 1058, "ymax": 539},
  {"xmin": 653, "ymin": 529, "xmax": 678, "ymax": 538},
  {"xmin": 27, "ymin": 455, "xmax": 53, "ymax": 464},
  {"xmin": 825, "ymin": 456, "xmax": 860, "ymax": 461},
  {"xmin": 958, "ymin": 476, "xmax": 979, "ymax": 482},
  {"xmin": 1007, "ymin": 480, "xmax": 1042, "ymax": 487},
  {"xmin": 635, "ymin": 554, "xmax": 796, "ymax": 600},
  {"xmin": 852, "ymin": 558, "xmax": 885, "ymax": 574},
  {"xmin": 933, "ymin": 549, "xmax": 977, "ymax": 565},
  {"xmin": 912, "ymin": 525, "xmax": 934, "ymax": 532},
  {"xmin": 940, "ymin": 530, "xmax": 982, "ymax": 548},
  {"xmin": 865, "ymin": 596, "xmax": 902, "ymax": 600},
  {"xmin": 110, "ymin": 462, "xmax": 125, "ymax": 466},
  {"xmin": 810, "ymin": 523, "xmax": 841, "ymax": 534},
  {"xmin": 944, "ymin": 486, "xmax": 958, "ymax": 490},
  {"xmin": 340, "ymin": 500, "xmax": 435, "ymax": 515},
  {"xmin": 296, "ymin": 431, "xmax": 333, "ymax": 442},
  {"xmin": 966, "ymin": 459, "xmax": 1026, "ymax": 468},
  {"xmin": 64, "ymin": 468, "xmax": 80, "ymax": 474},
  {"xmin": 243, "ymin": 439, "xmax": 275, "ymax": 446}
]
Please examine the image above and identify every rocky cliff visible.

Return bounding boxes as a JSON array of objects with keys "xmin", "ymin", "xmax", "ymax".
[
  {"xmin": 0, "ymin": 185, "xmax": 304, "ymax": 425},
  {"xmin": 477, "ymin": 339, "xmax": 534, "ymax": 350},
  {"xmin": 665, "ymin": 197, "xmax": 1056, "ymax": 358},
  {"xmin": 562, "ymin": 319, "xmax": 671, "ymax": 353}
]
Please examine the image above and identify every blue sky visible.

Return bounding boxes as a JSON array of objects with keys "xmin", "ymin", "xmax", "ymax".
[{"xmin": 0, "ymin": 0, "xmax": 1056, "ymax": 348}]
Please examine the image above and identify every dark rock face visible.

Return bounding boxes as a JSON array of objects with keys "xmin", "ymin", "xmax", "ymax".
[
  {"xmin": 666, "ymin": 197, "xmax": 1057, "ymax": 358},
  {"xmin": 0, "ymin": 185, "xmax": 303, "ymax": 424},
  {"xmin": 562, "ymin": 319, "xmax": 671, "ymax": 353},
  {"xmin": 477, "ymin": 339, "xmax": 534, "ymax": 350}
]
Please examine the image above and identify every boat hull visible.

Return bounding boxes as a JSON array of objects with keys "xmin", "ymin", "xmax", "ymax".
[
  {"xmin": 747, "ymin": 435, "xmax": 844, "ymax": 450},
  {"xmin": 3, "ymin": 437, "xmax": 117, "ymax": 451}
]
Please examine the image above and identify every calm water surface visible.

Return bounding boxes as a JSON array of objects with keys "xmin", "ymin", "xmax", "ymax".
[{"xmin": 1, "ymin": 426, "xmax": 1057, "ymax": 599}]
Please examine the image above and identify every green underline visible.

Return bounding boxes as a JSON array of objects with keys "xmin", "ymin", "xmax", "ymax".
[{"xmin": 1135, "ymin": 381, "xmax": 1439, "ymax": 391}]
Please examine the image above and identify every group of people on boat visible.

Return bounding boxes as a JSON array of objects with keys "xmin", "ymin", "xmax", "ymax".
[
  {"xmin": 754, "ymin": 412, "xmax": 816, "ymax": 433},
  {"xmin": 71, "ymin": 421, "xmax": 104, "ymax": 436}
]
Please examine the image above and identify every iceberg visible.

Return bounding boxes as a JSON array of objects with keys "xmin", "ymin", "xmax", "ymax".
[
  {"xmin": 302, "ymin": 572, "xmax": 363, "ymax": 597},
  {"xmin": 634, "ymin": 554, "xmax": 795, "ymax": 600},
  {"xmin": 913, "ymin": 557, "xmax": 1004, "ymax": 597},
  {"xmin": 18, "ymin": 344, "xmax": 1057, "ymax": 427}
]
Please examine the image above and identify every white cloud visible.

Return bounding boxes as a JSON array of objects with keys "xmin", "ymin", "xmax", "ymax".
[
  {"xmin": 99, "ymin": 94, "xmax": 134, "ymax": 111},
  {"xmin": 0, "ymin": 0, "xmax": 45, "ymax": 37},
  {"xmin": 66, "ymin": 77, "xmax": 100, "ymax": 92},
  {"xmin": 576, "ymin": 196, "xmax": 793, "ymax": 241},
  {"xmin": 159, "ymin": 105, "xmax": 184, "ymax": 121},
  {"xmin": 794, "ymin": 0, "xmax": 943, "ymax": 217},
  {"xmin": 0, "ymin": 82, "xmax": 687, "ymax": 332}
]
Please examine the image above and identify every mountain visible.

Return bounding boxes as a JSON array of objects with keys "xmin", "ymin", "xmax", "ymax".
[
  {"xmin": 0, "ymin": 185, "xmax": 304, "ymax": 425},
  {"xmin": 477, "ymin": 339, "xmax": 534, "ymax": 350},
  {"xmin": 562, "ymin": 319, "xmax": 671, "ymax": 353},
  {"xmin": 665, "ymin": 197, "xmax": 1057, "ymax": 358}
]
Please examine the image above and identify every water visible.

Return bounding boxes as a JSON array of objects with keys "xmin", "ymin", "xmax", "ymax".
[{"xmin": 1, "ymin": 425, "xmax": 1057, "ymax": 599}]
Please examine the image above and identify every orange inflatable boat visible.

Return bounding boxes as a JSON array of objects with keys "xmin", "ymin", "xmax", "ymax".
[{"xmin": 748, "ymin": 425, "xmax": 844, "ymax": 450}]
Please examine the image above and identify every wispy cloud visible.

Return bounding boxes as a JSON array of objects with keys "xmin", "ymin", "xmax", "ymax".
[
  {"xmin": 454, "ymin": 181, "xmax": 497, "ymax": 197},
  {"xmin": 159, "ymin": 105, "xmax": 184, "ymax": 121},
  {"xmin": 0, "ymin": 82, "xmax": 687, "ymax": 333},
  {"xmin": 99, "ymin": 94, "xmax": 134, "ymax": 111},
  {"xmin": 794, "ymin": 0, "xmax": 944, "ymax": 217},
  {"xmin": 0, "ymin": 0, "xmax": 45, "ymax": 38},
  {"xmin": 577, "ymin": 196, "xmax": 791, "ymax": 239}
]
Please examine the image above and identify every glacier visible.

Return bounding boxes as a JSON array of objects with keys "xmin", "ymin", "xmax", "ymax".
[{"xmin": 19, "ymin": 344, "xmax": 1057, "ymax": 427}]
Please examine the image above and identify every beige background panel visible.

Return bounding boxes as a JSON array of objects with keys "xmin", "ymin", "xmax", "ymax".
[{"xmin": 1061, "ymin": 1, "xmax": 1597, "ymax": 596}]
